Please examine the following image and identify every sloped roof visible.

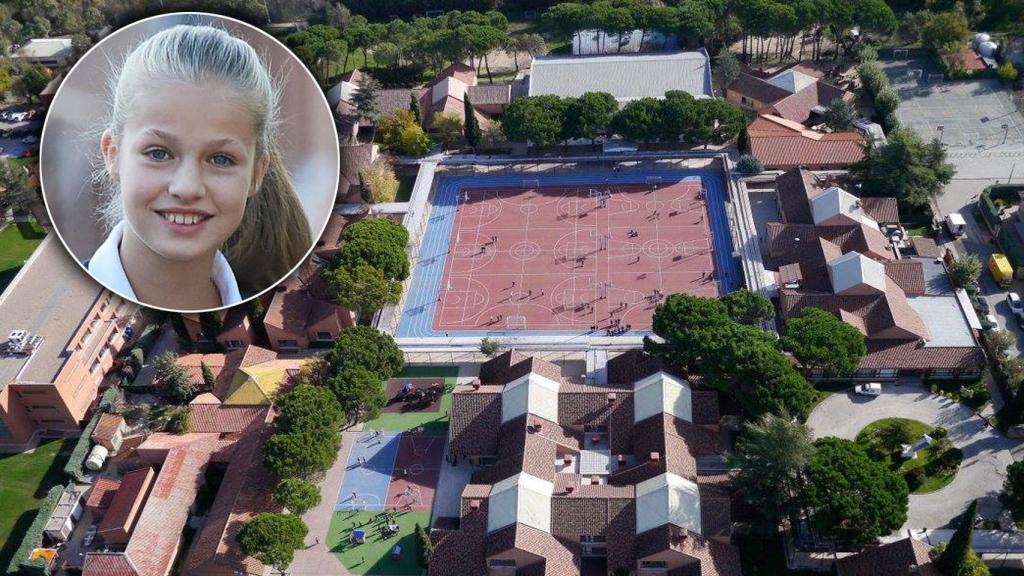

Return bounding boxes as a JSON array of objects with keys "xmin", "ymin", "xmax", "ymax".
[
  {"xmin": 885, "ymin": 261, "xmax": 927, "ymax": 295},
  {"xmin": 770, "ymin": 80, "xmax": 851, "ymax": 124},
  {"xmin": 98, "ymin": 467, "xmax": 154, "ymax": 539},
  {"xmin": 728, "ymin": 72, "xmax": 791, "ymax": 104},
  {"xmin": 92, "ymin": 413, "xmax": 125, "ymax": 443},
  {"xmin": 775, "ymin": 167, "xmax": 821, "ymax": 224},
  {"xmin": 828, "ymin": 252, "xmax": 887, "ymax": 294},
  {"xmin": 188, "ymin": 404, "xmax": 270, "ymax": 433},
  {"xmin": 767, "ymin": 69, "xmax": 818, "ymax": 93},
  {"xmin": 860, "ymin": 197, "xmax": 900, "ymax": 224},
  {"xmin": 837, "ymin": 538, "xmax": 939, "ymax": 576},
  {"xmin": 860, "ymin": 340, "xmax": 984, "ymax": 370},
  {"xmin": 467, "ymin": 83, "xmax": 511, "ymax": 105},
  {"xmin": 750, "ymin": 115, "xmax": 865, "ymax": 169},
  {"xmin": 83, "ymin": 553, "xmax": 139, "ymax": 576},
  {"xmin": 86, "ymin": 478, "xmax": 121, "ymax": 511},
  {"xmin": 224, "ymin": 364, "xmax": 290, "ymax": 405}
]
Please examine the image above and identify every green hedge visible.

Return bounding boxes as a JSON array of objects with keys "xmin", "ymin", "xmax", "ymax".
[
  {"xmin": 63, "ymin": 387, "xmax": 119, "ymax": 483},
  {"xmin": 979, "ymin": 190, "xmax": 1000, "ymax": 229},
  {"xmin": 5, "ymin": 484, "xmax": 65, "ymax": 576},
  {"xmin": 986, "ymin": 184, "xmax": 1024, "ymax": 201}
]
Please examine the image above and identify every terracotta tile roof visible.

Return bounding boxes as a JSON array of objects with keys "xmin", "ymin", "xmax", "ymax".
[
  {"xmin": 190, "ymin": 392, "xmax": 220, "ymax": 405},
  {"xmin": 861, "ymin": 340, "xmax": 985, "ymax": 370},
  {"xmin": 558, "ymin": 386, "xmax": 633, "ymax": 429},
  {"xmin": 728, "ymin": 72, "xmax": 791, "ymax": 104},
  {"xmin": 448, "ymin": 390, "xmax": 501, "ymax": 457},
  {"xmin": 885, "ymin": 261, "xmax": 927, "ymax": 295},
  {"xmin": 837, "ymin": 538, "xmax": 939, "ymax": 576},
  {"xmin": 188, "ymin": 404, "xmax": 270, "ymax": 434},
  {"xmin": 860, "ymin": 197, "xmax": 899, "ymax": 224},
  {"xmin": 337, "ymin": 144, "xmax": 378, "ymax": 204},
  {"xmin": 314, "ymin": 211, "xmax": 364, "ymax": 258},
  {"xmin": 771, "ymin": 80, "xmax": 851, "ymax": 124},
  {"xmin": 484, "ymin": 524, "xmax": 578, "ymax": 574},
  {"xmin": 605, "ymin": 348, "xmax": 684, "ymax": 384},
  {"xmin": 85, "ymin": 478, "xmax": 121, "ymax": 514},
  {"xmin": 479, "ymin": 350, "xmax": 563, "ymax": 385},
  {"xmin": 98, "ymin": 467, "xmax": 154, "ymax": 541},
  {"xmin": 965, "ymin": 49, "xmax": 987, "ymax": 72},
  {"xmin": 264, "ymin": 265, "xmax": 354, "ymax": 348},
  {"xmin": 429, "ymin": 528, "xmax": 487, "ymax": 576},
  {"xmin": 750, "ymin": 115, "xmax": 865, "ymax": 169},
  {"xmin": 177, "ymin": 353, "xmax": 228, "ymax": 392},
  {"xmin": 775, "ymin": 167, "xmax": 819, "ymax": 224},
  {"xmin": 185, "ymin": 428, "xmax": 278, "ymax": 575},
  {"xmin": 238, "ymin": 345, "xmax": 277, "ymax": 369},
  {"xmin": 83, "ymin": 553, "xmax": 140, "ymax": 576},
  {"xmin": 92, "ymin": 413, "xmax": 125, "ymax": 444},
  {"xmin": 780, "ymin": 280, "xmax": 930, "ymax": 342}
]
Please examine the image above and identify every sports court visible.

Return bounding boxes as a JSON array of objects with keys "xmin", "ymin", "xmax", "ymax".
[
  {"xmin": 881, "ymin": 57, "xmax": 1024, "ymax": 148},
  {"xmin": 396, "ymin": 168, "xmax": 740, "ymax": 338},
  {"xmin": 336, "ymin": 431, "xmax": 445, "ymax": 513}
]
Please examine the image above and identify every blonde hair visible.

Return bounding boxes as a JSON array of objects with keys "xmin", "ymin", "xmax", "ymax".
[{"xmin": 97, "ymin": 23, "xmax": 312, "ymax": 296}]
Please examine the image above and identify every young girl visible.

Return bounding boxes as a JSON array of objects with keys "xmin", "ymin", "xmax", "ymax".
[{"xmin": 88, "ymin": 23, "xmax": 312, "ymax": 311}]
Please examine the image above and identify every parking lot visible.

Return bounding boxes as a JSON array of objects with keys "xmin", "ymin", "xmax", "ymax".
[
  {"xmin": 880, "ymin": 58, "xmax": 1024, "ymax": 148},
  {"xmin": 0, "ymin": 105, "xmax": 42, "ymax": 159}
]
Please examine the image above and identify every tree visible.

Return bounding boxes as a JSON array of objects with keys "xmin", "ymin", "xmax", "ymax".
[
  {"xmin": 736, "ymin": 122, "xmax": 750, "ymax": 154},
  {"xmin": 464, "ymin": 92, "xmax": 482, "ymax": 149},
  {"xmin": 432, "ymin": 112, "xmax": 464, "ymax": 150},
  {"xmin": 611, "ymin": 97, "xmax": 663, "ymax": 143},
  {"xmin": 851, "ymin": 128, "xmax": 955, "ymax": 208},
  {"xmin": 0, "ymin": 65, "xmax": 12, "ymax": 99},
  {"xmin": 0, "ymin": 159, "xmax": 35, "ymax": 213},
  {"xmin": 1002, "ymin": 460, "xmax": 1024, "ymax": 516},
  {"xmin": 921, "ymin": 10, "xmax": 969, "ymax": 54},
  {"xmin": 714, "ymin": 49, "xmax": 741, "ymax": 92},
  {"xmin": 154, "ymin": 351, "xmax": 197, "ymax": 404},
  {"xmin": 359, "ymin": 156, "xmax": 400, "ymax": 203},
  {"xmin": 323, "ymin": 262, "xmax": 402, "ymax": 321},
  {"xmin": 325, "ymin": 325, "xmax": 404, "ymax": 381},
  {"xmin": 508, "ymin": 33, "xmax": 546, "ymax": 73},
  {"xmin": 875, "ymin": 419, "xmax": 914, "ymax": 453},
  {"xmin": 415, "ymin": 522, "xmax": 434, "ymax": 567},
  {"xmin": 721, "ymin": 289, "xmax": 774, "ymax": 325},
  {"xmin": 326, "ymin": 365, "xmax": 387, "ymax": 425},
  {"xmin": 379, "ymin": 109, "xmax": 430, "ymax": 155},
  {"xmin": 199, "ymin": 312, "xmax": 223, "ymax": 341},
  {"xmin": 988, "ymin": 328, "xmax": 1017, "ymax": 362},
  {"xmin": 274, "ymin": 478, "xmax": 321, "ymax": 515},
  {"xmin": 501, "ymin": 95, "xmax": 568, "ymax": 147},
  {"xmin": 343, "ymin": 218, "xmax": 409, "ymax": 250},
  {"xmin": 351, "ymin": 75, "xmax": 382, "ymax": 138},
  {"xmin": 782, "ymin": 307, "xmax": 866, "ymax": 377},
  {"xmin": 263, "ymin": 431, "xmax": 338, "ymax": 479},
  {"xmin": 825, "ymin": 98, "xmax": 856, "ymax": 131},
  {"xmin": 646, "ymin": 293, "xmax": 732, "ymax": 369},
  {"xmin": 200, "ymin": 362, "xmax": 216, "ymax": 391},
  {"xmin": 14, "ymin": 64, "xmax": 48, "ymax": 102},
  {"xmin": 276, "ymin": 384, "xmax": 344, "ymax": 436},
  {"xmin": 335, "ymin": 233, "xmax": 409, "ymax": 281},
  {"xmin": 736, "ymin": 154, "xmax": 763, "ymax": 174},
  {"xmin": 480, "ymin": 337, "xmax": 499, "ymax": 357},
  {"xmin": 801, "ymin": 437, "xmax": 908, "ymax": 545},
  {"xmin": 564, "ymin": 92, "xmax": 618, "ymax": 145},
  {"xmin": 939, "ymin": 500, "xmax": 982, "ymax": 576},
  {"xmin": 728, "ymin": 412, "xmax": 815, "ymax": 523},
  {"xmin": 286, "ymin": 25, "xmax": 346, "ymax": 84},
  {"xmin": 409, "ymin": 92, "xmax": 422, "ymax": 124},
  {"xmin": 949, "ymin": 255, "xmax": 982, "ymax": 289},
  {"xmin": 874, "ymin": 87, "xmax": 900, "ymax": 119},
  {"xmin": 1004, "ymin": 357, "xmax": 1024, "ymax": 392},
  {"xmin": 999, "ymin": 63, "xmax": 1019, "ymax": 84},
  {"xmin": 237, "ymin": 512, "xmax": 308, "ymax": 571}
]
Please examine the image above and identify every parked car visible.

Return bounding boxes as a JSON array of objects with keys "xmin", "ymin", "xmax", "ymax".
[
  {"xmin": 20, "ymin": 135, "xmax": 37, "ymax": 144},
  {"xmin": 854, "ymin": 382, "xmax": 882, "ymax": 396},
  {"xmin": 1008, "ymin": 292, "xmax": 1024, "ymax": 317}
]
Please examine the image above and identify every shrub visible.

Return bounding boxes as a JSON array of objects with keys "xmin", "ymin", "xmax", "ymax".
[
  {"xmin": 359, "ymin": 156, "xmax": 400, "ymax": 204},
  {"xmin": 5, "ymin": 484, "xmax": 65, "ymax": 576},
  {"xmin": 480, "ymin": 337, "xmax": 499, "ymax": 357},
  {"xmin": 854, "ymin": 44, "xmax": 878, "ymax": 63},
  {"xmin": 937, "ymin": 447, "xmax": 964, "ymax": 471},
  {"xmin": 415, "ymin": 522, "xmax": 433, "ymax": 567},
  {"xmin": 999, "ymin": 63, "xmax": 1019, "ymax": 83},
  {"xmin": 905, "ymin": 467, "xmax": 926, "ymax": 491},
  {"xmin": 63, "ymin": 388, "xmax": 118, "ymax": 482},
  {"xmin": 736, "ymin": 154, "xmax": 763, "ymax": 174},
  {"xmin": 166, "ymin": 406, "xmax": 191, "ymax": 435},
  {"xmin": 931, "ymin": 426, "xmax": 948, "ymax": 439},
  {"xmin": 874, "ymin": 87, "xmax": 901, "ymax": 118}
]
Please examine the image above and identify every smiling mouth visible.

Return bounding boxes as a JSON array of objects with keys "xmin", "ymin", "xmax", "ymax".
[{"xmin": 158, "ymin": 212, "xmax": 211, "ymax": 226}]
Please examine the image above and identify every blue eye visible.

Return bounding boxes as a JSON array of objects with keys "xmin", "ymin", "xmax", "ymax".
[
  {"xmin": 211, "ymin": 155, "xmax": 235, "ymax": 167},
  {"xmin": 146, "ymin": 149, "xmax": 169, "ymax": 161}
]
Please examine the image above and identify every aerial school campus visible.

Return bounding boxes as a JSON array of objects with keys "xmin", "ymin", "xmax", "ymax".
[{"xmin": 8, "ymin": 1, "xmax": 1024, "ymax": 576}]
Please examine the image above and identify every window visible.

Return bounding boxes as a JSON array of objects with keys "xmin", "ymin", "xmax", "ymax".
[
  {"xmin": 930, "ymin": 369, "xmax": 953, "ymax": 379},
  {"xmin": 640, "ymin": 561, "xmax": 667, "ymax": 568},
  {"xmin": 487, "ymin": 560, "xmax": 516, "ymax": 567},
  {"xmin": 278, "ymin": 339, "xmax": 299, "ymax": 350},
  {"xmin": 316, "ymin": 331, "xmax": 333, "ymax": 341},
  {"xmin": 878, "ymin": 369, "xmax": 897, "ymax": 378},
  {"xmin": 224, "ymin": 339, "xmax": 243, "ymax": 350},
  {"xmin": 90, "ymin": 359, "xmax": 101, "ymax": 374}
]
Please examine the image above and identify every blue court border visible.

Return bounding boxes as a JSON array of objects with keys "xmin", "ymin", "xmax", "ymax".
[{"xmin": 395, "ymin": 168, "xmax": 741, "ymax": 339}]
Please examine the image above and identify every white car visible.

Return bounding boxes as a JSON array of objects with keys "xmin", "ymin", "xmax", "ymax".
[{"xmin": 854, "ymin": 382, "xmax": 882, "ymax": 396}]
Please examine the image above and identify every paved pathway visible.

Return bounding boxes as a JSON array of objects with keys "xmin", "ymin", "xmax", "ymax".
[
  {"xmin": 807, "ymin": 383, "xmax": 1022, "ymax": 529},
  {"xmin": 285, "ymin": 424, "xmax": 362, "ymax": 576}
]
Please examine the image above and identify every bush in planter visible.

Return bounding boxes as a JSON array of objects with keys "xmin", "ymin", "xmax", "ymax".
[
  {"xmin": 931, "ymin": 426, "xmax": 948, "ymax": 439},
  {"xmin": 938, "ymin": 447, "xmax": 964, "ymax": 471},
  {"xmin": 736, "ymin": 154, "xmax": 763, "ymax": 174}
]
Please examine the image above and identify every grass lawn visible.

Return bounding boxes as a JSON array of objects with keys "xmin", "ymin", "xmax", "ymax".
[
  {"xmin": 363, "ymin": 366, "xmax": 459, "ymax": 433},
  {"xmin": 329, "ymin": 510, "xmax": 430, "ymax": 575},
  {"xmin": 901, "ymin": 207, "xmax": 934, "ymax": 237},
  {"xmin": 855, "ymin": 418, "xmax": 959, "ymax": 494},
  {"xmin": 0, "ymin": 222, "xmax": 45, "ymax": 294},
  {"xmin": 0, "ymin": 438, "xmax": 74, "ymax": 570}
]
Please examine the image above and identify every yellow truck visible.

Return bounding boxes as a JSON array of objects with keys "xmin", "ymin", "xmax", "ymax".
[{"xmin": 990, "ymin": 253, "xmax": 1014, "ymax": 288}]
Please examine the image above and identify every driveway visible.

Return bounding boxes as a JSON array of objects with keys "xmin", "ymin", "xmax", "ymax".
[{"xmin": 807, "ymin": 383, "xmax": 1021, "ymax": 529}]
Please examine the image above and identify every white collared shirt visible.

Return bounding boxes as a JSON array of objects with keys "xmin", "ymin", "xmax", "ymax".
[{"xmin": 88, "ymin": 221, "xmax": 243, "ymax": 308}]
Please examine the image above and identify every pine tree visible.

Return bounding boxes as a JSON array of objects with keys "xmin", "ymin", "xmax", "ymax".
[
  {"xmin": 415, "ymin": 522, "xmax": 433, "ymax": 567},
  {"xmin": 939, "ymin": 499, "xmax": 978, "ymax": 575},
  {"xmin": 737, "ymin": 122, "xmax": 750, "ymax": 153},
  {"xmin": 463, "ymin": 92, "xmax": 481, "ymax": 149},
  {"xmin": 409, "ymin": 91, "xmax": 422, "ymax": 125}
]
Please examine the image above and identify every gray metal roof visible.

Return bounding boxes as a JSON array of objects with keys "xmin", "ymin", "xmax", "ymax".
[
  {"xmin": 528, "ymin": 50, "xmax": 713, "ymax": 103},
  {"xmin": 908, "ymin": 295, "xmax": 977, "ymax": 347}
]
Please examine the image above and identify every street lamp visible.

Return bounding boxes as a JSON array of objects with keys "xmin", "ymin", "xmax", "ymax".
[{"xmin": 1003, "ymin": 124, "xmax": 1010, "ymax": 145}]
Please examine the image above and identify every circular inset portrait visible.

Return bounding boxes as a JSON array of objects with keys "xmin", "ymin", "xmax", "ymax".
[{"xmin": 40, "ymin": 12, "xmax": 339, "ymax": 313}]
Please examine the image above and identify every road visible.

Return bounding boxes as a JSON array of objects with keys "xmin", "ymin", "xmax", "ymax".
[{"xmin": 807, "ymin": 383, "xmax": 1022, "ymax": 529}]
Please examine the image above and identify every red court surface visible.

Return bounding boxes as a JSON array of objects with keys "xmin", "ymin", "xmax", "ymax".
[
  {"xmin": 386, "ymin": 433, "xmax": 445, "ymax": 512},
  {"xmin": 433, "ymin": 181, "xmax": 718, "ymax": 332}
]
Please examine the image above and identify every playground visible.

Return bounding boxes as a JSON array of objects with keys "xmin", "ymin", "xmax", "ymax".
[
  {"xmin": 382, "ymin": 377, "xmax": 445, "ymax": 414},
  {"xmin": 396, "ymin": 168, "xmax": 740, "ymax": 339},
  {"xmin": 363, "ymin": 365, "xmax": 458, "ymax": 432}
]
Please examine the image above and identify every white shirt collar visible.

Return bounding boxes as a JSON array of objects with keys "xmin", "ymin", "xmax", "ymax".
[{"xmin": 89, "ymin": 221, "xmax": 243, "ymax": 309}]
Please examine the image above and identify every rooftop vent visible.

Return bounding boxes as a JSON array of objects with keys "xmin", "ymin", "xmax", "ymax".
[
  {"xmin": 650, "ymin": 452, "xmax": 660, "ymax": 462},
  {"xmin": 469, "ymin": 499, "xmax": 481, "ymax": 510},
  {"xmin": 565, "ymin": 485, "xmax": 575, "ymax": 494},
  {"xmin": 471, "ymin": 381, "xmax": 480, "ymax": 390},
  {"xmin": 590, "ymin": 475, "xmax": 600, "ymax": 485},
  {"xmin": 607, "ymin": 392, "xmax": 616, "ymax": 405}
]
